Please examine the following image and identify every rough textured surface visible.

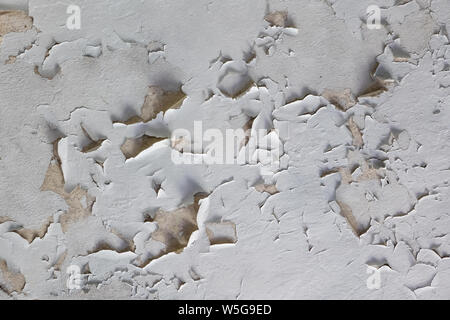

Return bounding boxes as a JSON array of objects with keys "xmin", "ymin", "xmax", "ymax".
[{"xmin": 0, "ymin": 0, "xmax": 450, "ymax": 299}]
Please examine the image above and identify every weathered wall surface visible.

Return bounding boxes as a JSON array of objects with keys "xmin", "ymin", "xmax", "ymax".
[{"xmin": 0, "ymin": 0, "xmax": 449, "ymax": 299}]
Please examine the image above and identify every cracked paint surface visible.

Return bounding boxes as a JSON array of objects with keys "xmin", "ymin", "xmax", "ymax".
[{"xmin": 0, "ymin": 0, "xmax": 449, "ymax": 299}]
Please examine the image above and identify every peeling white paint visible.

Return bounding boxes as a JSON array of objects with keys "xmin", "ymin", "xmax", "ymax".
[{"xmin": 0, "ymin": 0, "xmax": 449, "ymax": 299}]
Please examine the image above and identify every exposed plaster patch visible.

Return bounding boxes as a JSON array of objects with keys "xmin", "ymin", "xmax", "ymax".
[
  {"xmin": 264, "ymin": 11, "xmax": 288, "ymax": 28},
  {"xmin": 142, "ymin": 193, "xmax": 208, "ymax": 265},
  {"xmin": 12, "ymin": 217, "xmax": 53, "ymax": 243},
  {"xmin": 121, "ymin": 86, "xmax": 186, "ymax": 124},
  {"xmin": 0, "ymin": 260, "xmax": 25, "ymax": 295},
  {"xmin": 0, "ymin": 10, "xmax": 32, "ymax": 39},
  {"xmin": 40, "ymin": 142, "xmax": 95, "ymax": 233},
  {"xmin": 121, "ymin": 136, "xmax": 165, "ymax": 159},
  {"xmin": 322, "ymin": 88, "xmax": 357, "ymax": 111}
]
